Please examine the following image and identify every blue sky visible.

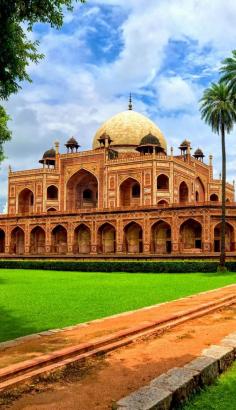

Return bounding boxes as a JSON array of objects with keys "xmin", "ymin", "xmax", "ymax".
[{"xmin": 1, "ymin": 0, "xmax": 236, "ymax": 211}]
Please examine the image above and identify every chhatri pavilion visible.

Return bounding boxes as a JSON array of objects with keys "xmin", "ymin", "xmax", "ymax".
[{"xmin": 0, "ymin": 98, "xmax": 235, "ymax": 257}]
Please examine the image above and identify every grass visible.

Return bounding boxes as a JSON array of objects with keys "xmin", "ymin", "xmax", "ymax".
[
  {"xmin": 182, "ymin": 361, "xmax": 236, "ymax": 410},
  {"xmin": 0, "ymin": 269, "xmax": 236, "ymax": 343}
]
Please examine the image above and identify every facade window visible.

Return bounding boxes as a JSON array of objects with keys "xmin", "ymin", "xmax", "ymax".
[
  {"xmin": 47, "ymin": 185, "xmax": 58, "ymax": 200},
  {"xmin": 157, "ymin": 174, "xmax": 169, "ymax": 190}
]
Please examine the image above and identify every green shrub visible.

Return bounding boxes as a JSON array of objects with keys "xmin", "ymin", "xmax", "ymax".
[{"xmin": 0, "ymin": 259, "xmax": 235, "ymax": 272}]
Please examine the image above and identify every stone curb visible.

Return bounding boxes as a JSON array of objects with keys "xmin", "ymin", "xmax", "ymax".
[
  {"xmin": 116, "ymin": 332, "xmax": 236, "ymax": 410},
  {"xmin": 1, "ymin": 284, "xmax": 235, "ymax": 352}
]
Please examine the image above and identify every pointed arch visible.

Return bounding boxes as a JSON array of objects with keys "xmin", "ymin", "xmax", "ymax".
[
  {"xmin": 157, "ymin": 200, "xmax": 169, "ymax": 206},
  {"xmin": 98, "ymin": 223, "xmax": 116, "ymax": 254},
  {"xmin": 151, "ymin": 220, "xmax": 171, "ymax": 254},
  {"xmin": 124, "ymin": 221, "xmax": 143, "ymax": 253},
  {"xmin": 10, "ymin": 227, "xmax": 25, "ymax": 254},
  {"xmin": 66, "ymin": 169, "xmax": 98, "ymax": 210},
  {"xmin": 214, "ymin": 222, "xmax": 234, "ymax": 252},
  {"xmin": 210, "ymin": 193, "xmax": 219, "ymax": 201},
  {"xmin": 179, "ymin": 181, "xmax": 188, "ymax": 203},
  {"xmin": 120, "ymin": 178, "xmax": 141, "ymax": 207},
  {"xmin": 18, "ymin": 188, "xmax": 34, "ymax": 214},
  {"xmin": 47, "ymin": 185, "xmax": 58, "ymax": 200},
  {"xmin": 74, "ymin": 223, "xmax": 91, "ymax": 254},
  {"xmin": 30, "ymin": 226, "xmax": 45, "ymax": 254},
  {"xmin": 0, "ymin": 229, "xmax": 5, "ymax": 253},
  {"xmin": 195, "ymin": 177, "xmax": 205, "ymax": 202},
  {"xmin": 157, "ymin": 174, "xmax": 169, "ymax": 190},
  {"xmin": 47, "ymin": 207, "xmax": 57, "ymax": 212},
  {"xmin": 180, "ymin": 218, "xmax": 202, "ymax": 251},
  {"xmin": 51, "ymin": 225, "xmax": 67, "ymax": 254}
]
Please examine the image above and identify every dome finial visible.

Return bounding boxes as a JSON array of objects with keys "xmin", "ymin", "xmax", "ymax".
[{"xmin": 128, "ymin": 93, "xmax": 133, "ymax": 110}]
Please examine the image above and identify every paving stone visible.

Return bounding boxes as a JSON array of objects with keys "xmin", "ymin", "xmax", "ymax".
[
  {"xmin": 0, "ymin": 341, "xmax": 17, "ymax": 350},
  {"xmin": 202, "ymin": 344, "xmax": 234, "ymax": 372},
  {"xmin": 38, "ymin": 331, "xmax": 54, "ymax": 336},
  {"xmin": 150, "ymin": 367, "xmax": 199, "ymax": 407},
  {"xmin": 184, "ymin": 356, "xmax": 219, "ymax": 386},
  {"xmin": 116, "ymin": 385, "xmax": 172, "ymax": 410}
]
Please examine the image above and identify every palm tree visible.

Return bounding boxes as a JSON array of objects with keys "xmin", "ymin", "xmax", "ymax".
[
  {"xmin": 199, "ymin": 82, "xmax": 236, "ymax": 269},
  {"xmin": 220, "ymin": 50, "xmax": 236, "ymax": 92}
]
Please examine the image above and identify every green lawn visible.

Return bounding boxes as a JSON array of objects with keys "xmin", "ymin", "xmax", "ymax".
[
  {"xmin": 0, "ymin": 269, "xmax": 236, "ymax": 343},
  {"xmin": 182, "ymin": 361, "xmax": 236, "ymax": 410}
]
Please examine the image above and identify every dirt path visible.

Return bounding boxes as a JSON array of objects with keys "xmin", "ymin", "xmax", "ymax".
[
  {"xmin": 1, "ymin": 285, "xmax": 236, "ymax": 409},
  {"xmin": 1, "ymin": 285, "xmax": 236, "ymax": 370}
]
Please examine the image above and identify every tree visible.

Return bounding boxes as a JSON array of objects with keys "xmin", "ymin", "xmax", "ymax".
[
  {"xmin": 220, "ymin": 50, "xmax": 236, "ymax": 93},
  {"xmin": 0, "ymin": 0, "xmax": 85, "ymax": 161},
  {"xmin": 200, "ymin": 82, "xmax": 236, "ymax": 270},
  {"xmin": 0, "ymin": 106, "xmax": 12, "ymax": 162}
]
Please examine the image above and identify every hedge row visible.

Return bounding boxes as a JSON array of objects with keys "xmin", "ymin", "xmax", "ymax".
[{"xmin": 0, "ymin": 259, "xmax": 236, "ymax": 273}]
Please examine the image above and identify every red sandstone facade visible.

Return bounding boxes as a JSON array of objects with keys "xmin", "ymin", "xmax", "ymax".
[{"xmin": 0, "ymin": 106, "xmax": 235, "ymax": 257}]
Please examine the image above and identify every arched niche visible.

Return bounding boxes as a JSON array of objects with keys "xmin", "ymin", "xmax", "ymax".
[
  {"xmin": 210, "ymin": 194, "xmax": 219, "ymax": 202},
  {"xmin": 180, "ymin": 219, "xmax": 202, "ymax": 251},
  {"xmin": 10, "ymin": 227, "xmax": 25, "ymax": 254},
  {"xmin": 66, "ymin": 169, "xmax": 98, "ymax": 210},
  {"xmin": 47, "ymin": 208, "xmax": 57, "ymax": 212},
  {"xmin": 0, "ymin": 229, "xmax": 5, "ymax": 253},
  {"xmin": 152, "ymin": 221, "xmax": 171, "ymax": 254},
  {"xmin": 214, "ymin": 222, "xmax": 234, "ymax": 252},
  {"xmin": 51, "ymin": 225, "xmax": 67, "ymax": 254},
  {"xmin": 30, "ymin": 226, "xmax": 45, "ymax": 254},
  {"xmin": 179, "ymin": 182, "xmax": 188, "ymax": 203},
  {"xmin": 195, "ymin": 177, "xmax": 205, "ymax": 202},
  {"xmin": 18, "ymin": 188, "xmax": 34, "ymax": 214},
  {"xmin": 120, "ymin": 178, "xmax": 141, "ymax": 207},
  {"xmin": 74, "ymin": 224, "xmax": 91, "ymax": 254},
  {"xmin": 157, "ymin": 200, "xmax": 168, "ymax": 207},
  {"xmin": 124, "ymin": 222, "xmax": 143, "ymax": 253},
  {"xmin": 98, "ymin": 223, "xmax": 116, "ymax": 254},
  {"xmin": 157, "ymin": 174, "xmax": 169, "ymax": 190},
  {"xmin": 47, "ymin": 185, "xmax": 58, "ymax": 200}
]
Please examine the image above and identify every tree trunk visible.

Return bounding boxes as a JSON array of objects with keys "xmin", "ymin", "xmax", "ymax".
[{"xmin": 220, "ymin": 123, "xmax": 226, "ymax": 268}]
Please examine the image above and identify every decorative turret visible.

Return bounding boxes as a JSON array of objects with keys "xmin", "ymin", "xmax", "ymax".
[
  {"xmin": 97, "ymin": 132, "xmax": 112, "ymax": 148},
  {"xmin": 193, "ymin": 148, "xmax": 205, "ymax": 162},
  {"xmin": 65, "ymin": 137, "xmax": 80, "ymax": 153},
  {"xmin": 179, "ymin": 139, "xmax": 191, "ymax": 157},
  {"xmin": 136, "ymin": 133, "xmax": 166, "ymax": 155},
  {"xmin": 39, "ymin": 148, "xmax": 56, "ymax": 167}
]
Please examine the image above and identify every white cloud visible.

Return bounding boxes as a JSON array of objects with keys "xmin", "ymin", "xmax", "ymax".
[
  {"xmin": 155, "ymin": 76, "xmax": 198, "ymax": 111},
  {"xmin": 1, "ymin": 0, "xmax": 236, "ymax": 210}
]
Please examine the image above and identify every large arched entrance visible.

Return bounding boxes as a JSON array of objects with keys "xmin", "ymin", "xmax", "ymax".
[
  {"xmin": 120, "ymin": 178, "xmax": 141, "ymax": 207},
  {"xmin": 18, "ymin": 189, "xmax": 34, "ymax": 214},
  {"xmin": 214, "ymin": 222, "xmax": 234, "ymax": 252},
  {"xmin": 73, "ymin": 224, "xmax": 91, "ymax": 254},
  {"xmin": 30, "ymin": 226, "xmax": 45, "ymax": 254},
  {"xmin": 0, "ymin": 229, "xmax": 5, "ymax": 253},
  {"xmin": 195, "ymin": 177, "xmax": 205, "ymax": 202},
  {"xmin": 51, "ymin": 225, "xmax": 67, "ymax": 254},
  {"xmin": 98, "ymin": 223, "xmax": 116, "ymax": 254},
  {"xmin": 10, "ymin": 227, "xmax": 25, "ymax": 254},
  {"xmin": 124, "ymin": 222, "xmax": 143, "ymax": 253},
  {"xmin": 180, "ymin": 219, "xmax": 202, "ymax": 251},
  {"xmin": 151, "ymin": 221, "xmax": 171, "ymax": 254},
  {"xmin": 179, "ymin": 182, "xmax": 188, "ymax": 203},
  {"xmin": 66, "ymin": 169, "xmax": 98, "ymax": 210}
]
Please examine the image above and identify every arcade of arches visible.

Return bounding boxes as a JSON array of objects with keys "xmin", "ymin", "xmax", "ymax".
[
  {"xmin": 0, "ymin": 218, "xmax": 235, "ymax": 255},
  {"xmin": 2, "ymin": 105, "xmax": 235, "ymax": 258}
]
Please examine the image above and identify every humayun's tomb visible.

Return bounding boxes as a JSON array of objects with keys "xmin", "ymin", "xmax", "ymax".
[{"xmin": 0, "ymin": 98, "xmax": 235, "ymax": 257}]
